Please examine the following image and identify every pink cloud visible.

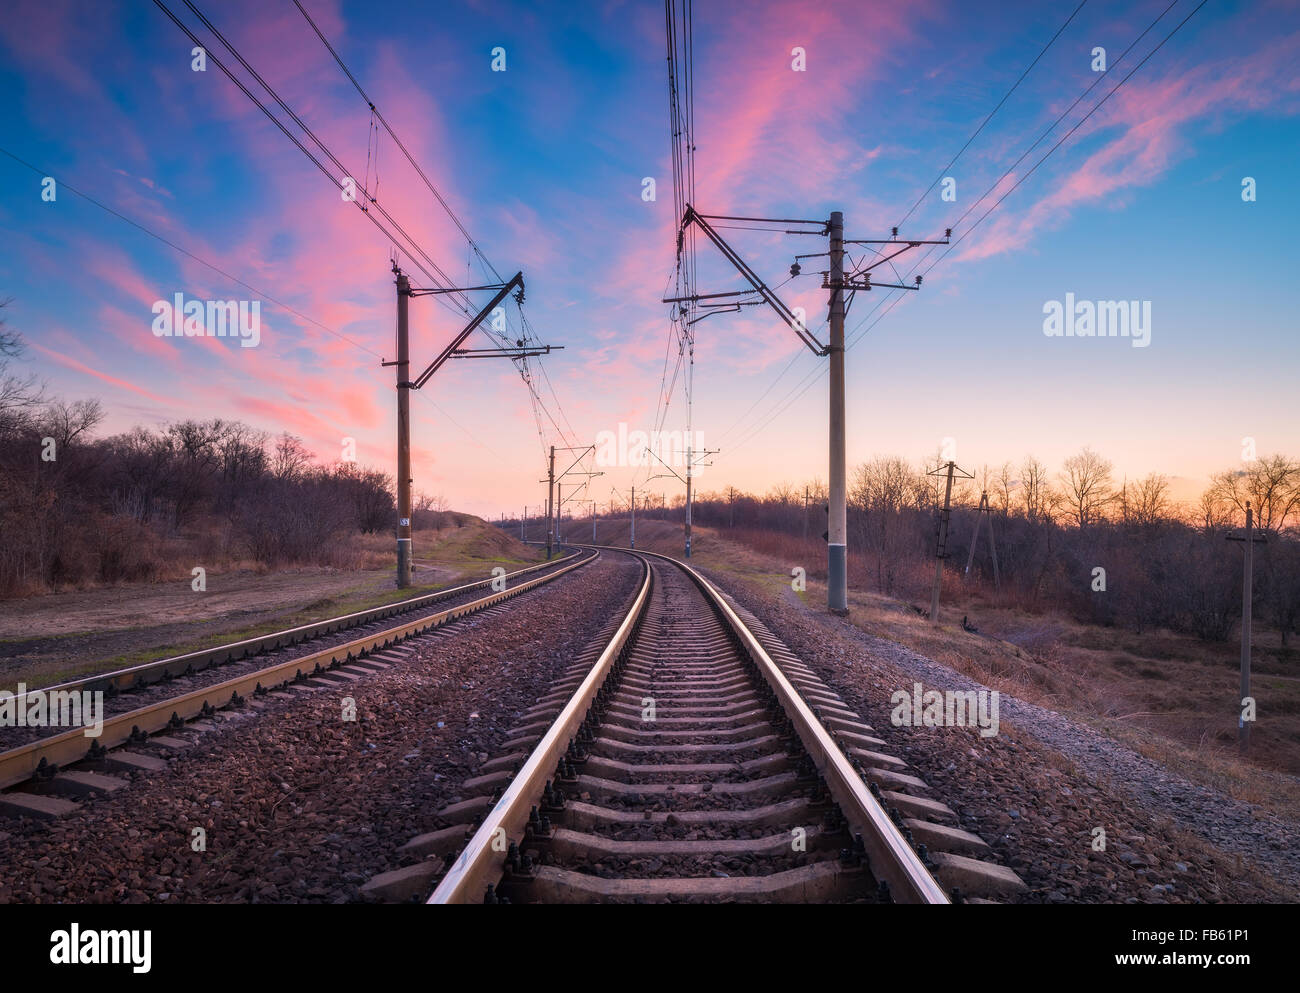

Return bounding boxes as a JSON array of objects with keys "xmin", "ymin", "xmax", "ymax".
[
  {"xmin": 956, "ymin": 29, "xmax": 1300, "ymax": 264},
  {"xmin": 30, "ymin": 342, "xmax": 174, "ymax": 406}
]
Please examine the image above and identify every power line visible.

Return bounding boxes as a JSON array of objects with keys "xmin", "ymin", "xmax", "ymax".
[
  {"xmin": 911, "ymin": 0, "xmax": 1204, "ymax": 286},
  {"xmin": 896, "ymin": 0, "xmax": 1089, "ymax": 231},
  {"xmin": 842, "ymin": 0, "xmax": 1202, "ymax": 356},
  {"xmin": 708, "ymin": 8, "xmax": 1091, "ymax": 452},
  {"xmin": 0, "ymin": 146, "xmax": 383, "ymax": 360},
  {"xmin": 152, "ymin": 1, "xmax": 460, "ymax": 320},
  {"xmin": 0, "ymin": 148, "xmax": 506, "ymax": 461},
  {"xmin": 158, "ymin": 0, "xmax": 578, "ymax": 465},
  {"xmin": 291, "ymin": 0, "xmax": 503, "ymax": 284},
  {"xmin": 290, "ymin": 0, "xmax": 581, "ymax": 460},
  {"xmin": 174, "ymin": 0, "xmax": 480, "ymax": 325}
]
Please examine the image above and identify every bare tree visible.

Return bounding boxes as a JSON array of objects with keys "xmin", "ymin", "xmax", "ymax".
[
  {"xmin": 272, "ymin": 432, "xmax": 313, "ymax": 482},
  {"xmin": 0, "ymin": 299, "xmax": 45, "ymax": 431},
  {"xmin": 1209, "ymin": 454, "xmax": 1300, "ymax": 534},
  {"xmin": 38, "ymin": 398, "xmax": 105, "ymax": 451},
  {"xmin": 851, "ymin": 456, "xmax": 917, "ymax": 593},
  {"xmin": 415, "ymin": 491, "xmax": 449, "ymax": 513},
  {"xmin": 1122, "ymin": 472, "xmax": 1171, "ymax": 528},
  {"xmin": 1059, "ymin": 447, "xmax": 1114, "ymax": 529},
  {"xmin": 1019, "ymin": 455, "xmax": 1053, "ymax": 523},
  {"xmin": 1196, "ymin": 488, "xmax": 1232, "ymax": 535},
  {"xmin": 992, "ymin": 461, "xmax": 1015, "ymax": 516}
]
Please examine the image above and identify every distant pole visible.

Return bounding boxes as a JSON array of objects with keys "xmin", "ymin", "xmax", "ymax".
[
  {"xmin": 521, "ymin": 506, "xmax": 525, "ymax": 541},
  {"xmin": 803, "ymin": 485, "xmax": 809, "ymax": 542},
  {"xmin": 592, "ymin": 501, "xmax": 597, "ymax": 543},
  {"xmin": 394, "ymin": 268, "xmax": 413, "ymax": 589},
  {"xmin": 1228, "ymin": 502, "xmax": 1266, "ymax": 753},
  {"xmin": 631, "ymin": 485, "xmax": 636, "ymax": 549},
  {"xmin": 546, "ymin": 446, "xmax": 555, "ymax": 559},
  {"xmin": 685, "ymin": 445, "xmax": 693, "ymax": 557},
  {"xmin": 827, "ymin": 209, "xmax": 848, "ymax": 615},
  {"xmin": 964, "ymin": 492, "xmax": 987, "ymax": 577},
  {"xmin": 988, "ymin": 508, "xmax": 1001, "ymax": 590},
  {"xmin": 929, "ymin": 461, "xmax": 956, "ymax": 624},
  {"xmin": 1242, "ymin": 505, "xmax": 1254, "ymax": 753}
]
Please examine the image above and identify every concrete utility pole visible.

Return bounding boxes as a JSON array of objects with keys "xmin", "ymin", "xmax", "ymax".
[
  {"xmin": 804, "ymin": 486, "xmax": 809, "ymax": 542},
  {"xmin": 387, "ymin": 263, "xmax": 556, "ymax": 587},
  {"xmin": 684, "ymin": 446, "xmax": 692, "ymax": 556},
  {"xmin": 591, "ymin": 500, "xmax": 597, "ymax": 543},
  {"xmin": 545, "ymin": 446, "xmax": 555, "ymax": 559},
  {"xmin": 827, "ymin": 211, "xmax": 848, "ymax": 615},
  {"xmin": 521, "ymin": 506, "xmax": 525, "ymax": 542},
  {"xmin": 394, "ymin": 270, "xmax": 413, "ymax": 588},
  {"xmin": 646, "ymin": 445, "xmax": 714, "ymax": 558},
  {"xmin": 672, "ymin": 207, "xmax": 947, "ymax": 614},
  {"xmin": 556, "ymin": 484, "xmax": 564, "ymax": 543},
  {"xmin": 1228, "ymin": 502, "xmax": 1267, "ymax": 753},
  {"xmin": 927, "ymin": 460, "xmax": 972, "ymax": 625},
  {"xmin": 542, "ymin": 445, "xmax": 600, "ymax": 558},
  {"xmin": 631, "ymin": 485, "xmax": 636, "ymax": 549}
]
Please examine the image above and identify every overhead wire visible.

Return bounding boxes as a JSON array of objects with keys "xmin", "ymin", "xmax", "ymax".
[
  {"xmin": 0, "ymin": 148, "xmax": 506, "ymax": 461},
  {"xmin": 714, "ymin": 0, "xmax": 1204, "ymax": 462},
  {"xmin": 290, "ymin": 0, "xmax": 584, "ymax": 463}
]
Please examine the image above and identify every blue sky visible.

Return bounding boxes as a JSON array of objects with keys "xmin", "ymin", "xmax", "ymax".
[{"xmin": 1, "ymin": 0, "xmax": 1296, "ymax": 515}]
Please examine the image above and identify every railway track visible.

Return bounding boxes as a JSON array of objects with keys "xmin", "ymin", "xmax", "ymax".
[
  {"xmin": 5, "ymin": 549, "xmax": 585, "ymax": 709},
  {"xmin": 386, "ymin": 548, "xmax": 1024, "ymax": 904},
  {"xmin": 0, "ymin": 548, "xmax": 597, "ymax": 811}
]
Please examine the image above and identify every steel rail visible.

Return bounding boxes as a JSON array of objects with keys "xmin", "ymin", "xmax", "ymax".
[
  {"xmin": 0, "ymin": 550, "xmax": 597, "ymax": 792},
  {"xmin": 6, "ymin": 550, "xmax": 583, "ymax": 706},
  {"xmin": 428, "ymin": 555, "xmax": 652, "ymax": 903},
  {"xmin": 430, "ymin": 546, "xmax": 947, "ymax": 905},
  {"xmin": 641, "ymin": 548, "xmax": 948, "ymax": 904}
]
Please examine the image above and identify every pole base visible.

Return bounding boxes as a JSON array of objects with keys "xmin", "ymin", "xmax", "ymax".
[
  {"xmin": 828, "ymin": 543, "xmax": 847, "ymax": 613},
  {"xmin": 396, "ymin": 538, "xmax": 412, "ymax": 589}
]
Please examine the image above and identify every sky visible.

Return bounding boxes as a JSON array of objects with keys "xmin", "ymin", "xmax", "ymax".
[{"xmin": 1, "ymin": 0, "xmax": 1297, "ymax": 518}]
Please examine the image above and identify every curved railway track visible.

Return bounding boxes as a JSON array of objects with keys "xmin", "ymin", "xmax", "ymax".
[
  {"xmin": 0, "ymin": 548, "xmax": 597, "ymax": 802},
  {"xmin": 413, "ymin": 548, "xmax": 1025, "ymax": 905}
]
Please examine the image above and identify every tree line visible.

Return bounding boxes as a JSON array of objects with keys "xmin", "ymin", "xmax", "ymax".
[
  {"xmin": 679, "ymin": 448, "xmax": 1300, "ymax": 644},
  {"xmin": 0, "ymin": 303, "xmax": 401, "ymax": 595}
]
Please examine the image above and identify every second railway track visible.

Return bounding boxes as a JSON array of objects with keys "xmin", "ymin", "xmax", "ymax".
[
  {"xmin": 0, "ymin": 548, "xmax": 597, "ymax": 804},
  {"xmin": 404, "ymin": 548, "xmax": 1025, "ymax": 904}
]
